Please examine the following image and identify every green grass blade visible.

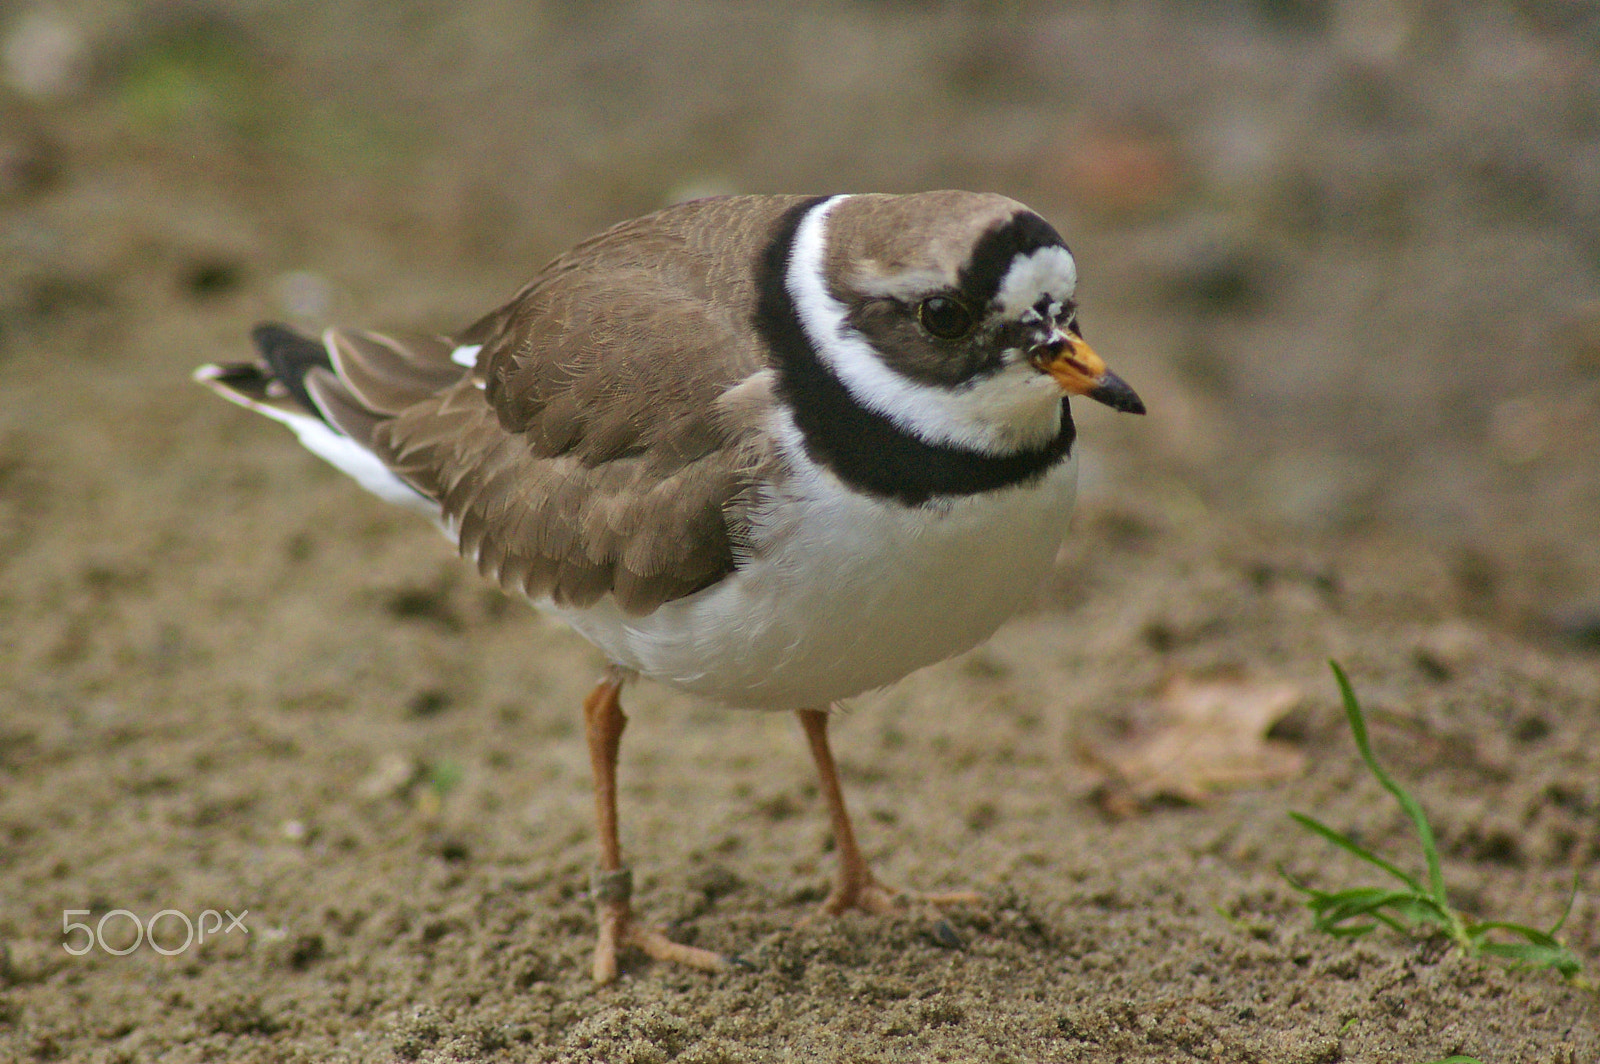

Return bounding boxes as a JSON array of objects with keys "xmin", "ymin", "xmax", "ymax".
[
  {"xmin": 1316, "ymin": 908, "xmax": 1408, "ymax": 937},
  {"xmin": 1548, "ymin": 873, "xmax": 1579, "ymax": 938},
  {"xmin": 1469, "ymin": 920, "xmax": 1586, "ymax": 978},
  {"xmin": 1290, "ymin": 880, "xmax": 1441, "ymax": 937},
  {"xmin": 1306, "ymin": 886, "xmax": 1423, "ymax": 925},
  {"xmin": 1476, "ymin": 939, "xmax": 1584, "ymax": 978},
  {"xmin": 1470, "ymin": 919, "xmax": 1563, "ymax": 946},
  {"xmin": 1287, "ymin": 812, "xmax": 1424, "ymax": 892},
  {"xmin": 1329, "ymin": 661, "xmax": 1448, "ymax": 907},
  {"xmin": 1384, "ymin": 895, "xmax": 1454, "ymax": 932},
  {"xmin": 1287, "ymin": 666, "xmax": 1594, "ymax": 989}
]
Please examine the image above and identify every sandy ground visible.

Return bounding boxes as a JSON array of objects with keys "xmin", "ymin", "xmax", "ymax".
[{"xmin": 2, "ymin": 2, "xmax": 1598, "ymax": 1061}]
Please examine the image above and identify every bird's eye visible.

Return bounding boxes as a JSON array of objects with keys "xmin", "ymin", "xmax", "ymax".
[{"xmin": 917, "ymin": 296, "xmax": 975, "ymax": 340}]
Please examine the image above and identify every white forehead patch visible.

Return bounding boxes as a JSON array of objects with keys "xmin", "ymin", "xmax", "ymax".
[{"xmin": 995, "ymin": 245, "xmax": 1077, "ymax": 319}]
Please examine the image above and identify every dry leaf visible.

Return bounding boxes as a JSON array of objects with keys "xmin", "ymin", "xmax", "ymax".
[{"xmin": 1079, "ymin": 673, "xmax": 1307, "ymax": 814}]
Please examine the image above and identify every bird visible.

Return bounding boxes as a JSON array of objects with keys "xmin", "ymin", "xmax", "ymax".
[{"xmin": 194, "ymin": 191, "xmax": 1144, "ymax": 983}]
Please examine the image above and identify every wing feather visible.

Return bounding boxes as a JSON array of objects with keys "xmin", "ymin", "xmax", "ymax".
[{"xmin": 359, "ymin": 196, "xmax": 799, "ymax": 613}]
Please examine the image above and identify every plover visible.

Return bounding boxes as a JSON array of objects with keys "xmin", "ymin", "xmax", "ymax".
[{"xmin": 195, "ymin": 191, "xmax": 1144, "ymax": 982}]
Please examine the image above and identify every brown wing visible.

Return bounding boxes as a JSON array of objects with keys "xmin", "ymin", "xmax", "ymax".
[{"xmin": 359, "ymin": 196, "xmax": 801, "ymax": 615}]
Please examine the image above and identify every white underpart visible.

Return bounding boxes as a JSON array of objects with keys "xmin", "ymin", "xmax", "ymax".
[
  {"xmin": 547, "ymin": 200, "xmax": 1089, "ymax": 706},
  {"xmin": 787, "ymin": 197, "xmax": 1068, "ymax": 455},
  {"xmin": 449, "ymin": 343, "xmax": 482, "ymax": 367},
  {"xmin": 995, "ymin": 245, "xmax": 1077, "ymax": 319},
  {"xmin": 552, "ymin": 408, "xmax": 1079, "ymax": 709}
]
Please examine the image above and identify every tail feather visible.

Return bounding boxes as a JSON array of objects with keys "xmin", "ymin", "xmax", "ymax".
[
  {"xmin": 303, "ymin": 365, "xmax": 383, "ymax": 452},
  {"xmin": 250, "ymin": 323, "xmax": 335, "ymax": 421},
  {"xmin": 193, "ymin": 323, "xmax": 454, "ymax": 517},
  {"xmin": 326, "ymin": 330, "xmax": 463, "ymax": 417}
]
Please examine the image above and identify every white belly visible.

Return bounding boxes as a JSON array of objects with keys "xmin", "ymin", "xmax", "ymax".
[{"xmin": 551, "ymin": 453, "xmax": 1078, "ymax": 710}]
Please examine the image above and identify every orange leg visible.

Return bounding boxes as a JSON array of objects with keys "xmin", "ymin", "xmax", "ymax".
[
  {"xmin": 795, "ymin": 707, "xmax": 982, "ymax": 919},
  {"xmin": 583, "ymin": 670, "xmax": 727, "ymax": 983}
]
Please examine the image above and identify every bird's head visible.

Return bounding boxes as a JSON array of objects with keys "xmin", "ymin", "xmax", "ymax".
[{"xmin": 792, "ymin": 191, "xmax": 1143, "ymax": 457}]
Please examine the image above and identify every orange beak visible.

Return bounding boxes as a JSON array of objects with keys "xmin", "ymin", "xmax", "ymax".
[{"xmin": 1032, "ymin": 336, "xmax": 1145, "ymax": 414}]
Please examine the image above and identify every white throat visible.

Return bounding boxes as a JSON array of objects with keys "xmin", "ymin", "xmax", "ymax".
[{"xmin": 785, "ymin": 196, "xmax": 1064, "ymax": 456}]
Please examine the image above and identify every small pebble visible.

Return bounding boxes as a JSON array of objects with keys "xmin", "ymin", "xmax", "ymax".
[
  {"xmin": 275, "ymin": 270, "xmax": 334, "ymax": 322},
  {"xmin": 2, "ymin": 12, "xmax": 90, "ymax": 101},
  {"xmin": 0, "ymin": 101, "xmax": 57, "ymax": 201},
  {"xmin": 930, "ymin": 919, "xmax": 965, "ymax": 950}
]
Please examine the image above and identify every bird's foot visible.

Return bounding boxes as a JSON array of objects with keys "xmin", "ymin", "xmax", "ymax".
[
  {"xmin": 807, "ymin": 866, "xmax": 983, "ymax": 922},
  {"xmin": 591, "ymin": 867, "xmax": 727, "ymax": 984}
]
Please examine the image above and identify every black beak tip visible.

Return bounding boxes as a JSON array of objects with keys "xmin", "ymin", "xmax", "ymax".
[{"xmin": 1087, "ymin": 372, "xmax": 1146, "ymax": 415}]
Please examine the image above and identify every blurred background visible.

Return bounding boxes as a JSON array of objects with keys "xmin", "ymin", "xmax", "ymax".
[
  {"xmin": 4, "ymin": 0, "xmax": 1599, "ymax": 637},
  {"xmin": 3, "ymin": 6, "xmax": 1598, "ymax": 1055}
]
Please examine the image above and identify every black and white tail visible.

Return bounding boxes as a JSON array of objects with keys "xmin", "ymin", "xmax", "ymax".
[{"xmin": 193, "ymin": 324, "xmax": 471, "ymax": 516}]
